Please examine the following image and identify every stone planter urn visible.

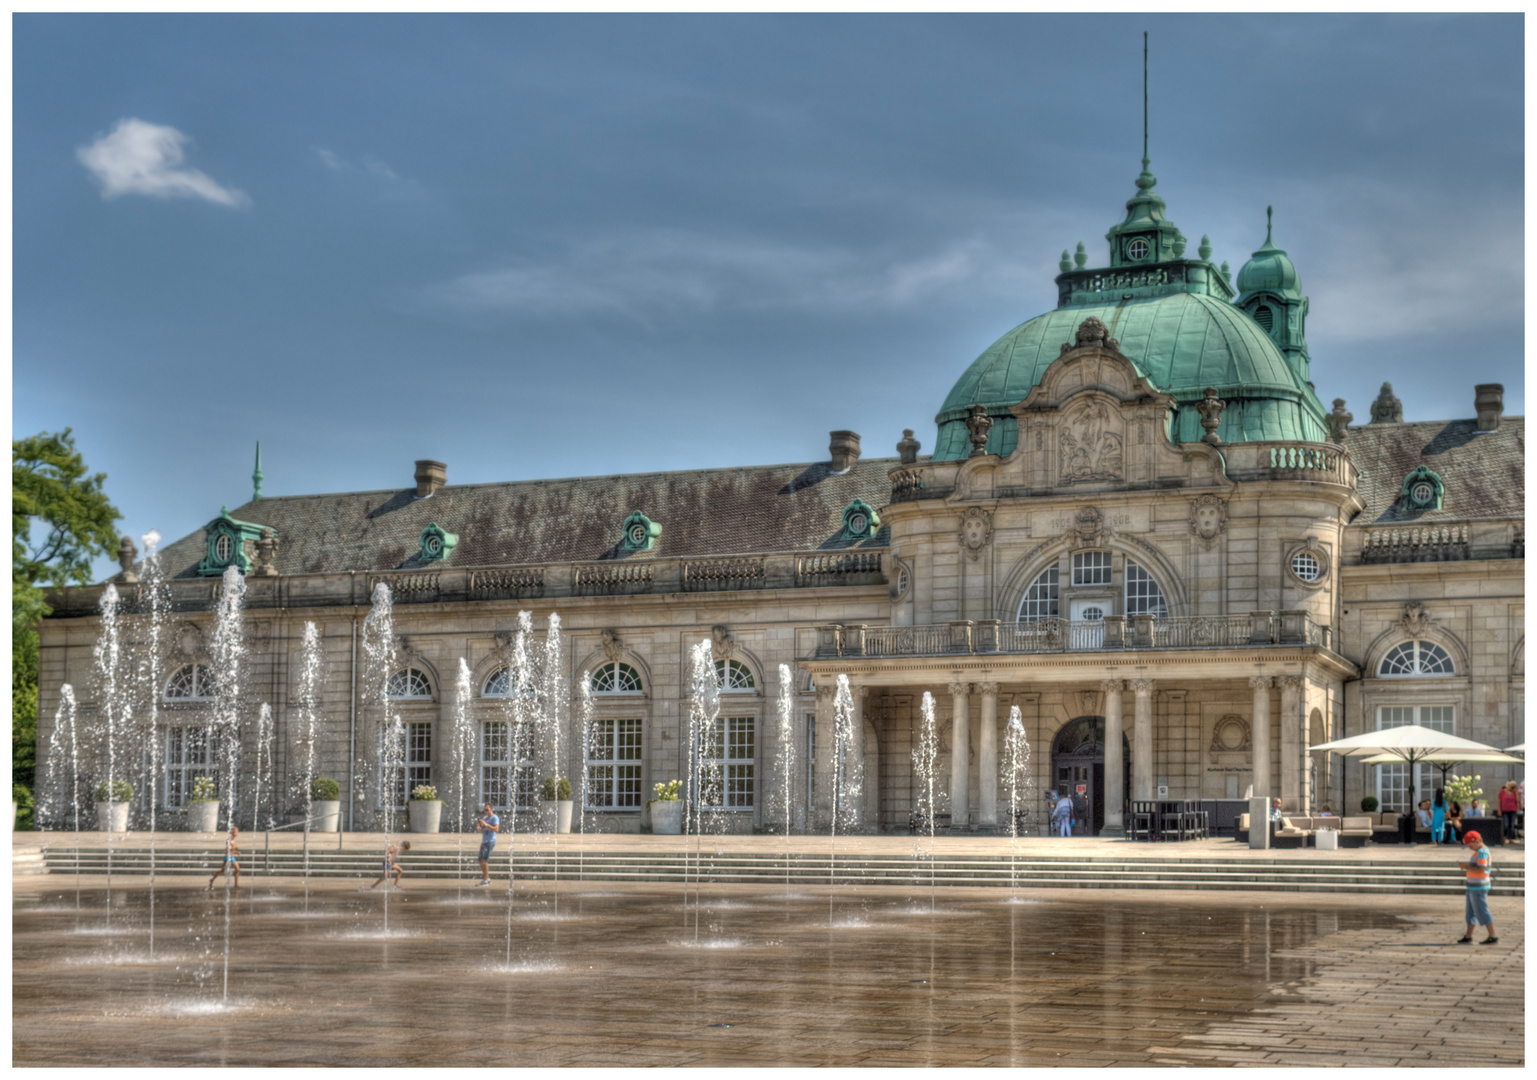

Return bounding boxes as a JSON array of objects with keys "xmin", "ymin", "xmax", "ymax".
[
  {"xmin": 95, "ymin": 801, "xmax": 130, "ymax": 832},
  {"xmin": 310, "ymin": 800, "xmax": 341, "ymax": 832},
  {"xmin": 651, "ymin": 800, "xmax": 684, "ymax": 835},
  {"xmin": 540, "ymin": 800, "xmax": 574, "ymax": 834},
  {"xmin": 408, "ymin": 799, "xmax": 443, "ymax": 834},
  {"xmin": 186, "ymin": 800, "xmax": 220, "ymax": 833}
]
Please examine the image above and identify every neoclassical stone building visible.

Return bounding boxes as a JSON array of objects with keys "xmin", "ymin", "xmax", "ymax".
[{"xmin": 37, "ymin": 154, "xmax": 1524, "ymax": 836}]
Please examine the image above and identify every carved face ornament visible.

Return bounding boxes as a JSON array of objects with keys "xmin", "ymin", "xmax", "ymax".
[
  {"xmin": 958, "ymin": 508, "xmax": 993, "ymax": 559},
  {"xmin": 1189, "ymin": 495, "xmax": 1227, "ymax": 544}
]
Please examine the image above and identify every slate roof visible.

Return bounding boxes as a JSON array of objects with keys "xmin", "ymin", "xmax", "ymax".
[
  {"xmin": 1344, "ymin": 417, "xmax": 1524, "ymax": 525},
  {"xmin": 153, "ymin": 457, "xmax": 899, "ymax": 580}
]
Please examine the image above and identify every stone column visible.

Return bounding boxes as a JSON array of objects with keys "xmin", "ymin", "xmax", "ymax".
[
  {"xmin": 1101, "ymin": 679, "xmax": 1125, "ymax": 836},
  {"xmin": 1130, "ymin": 679, "xmax": 1155, "ymax": 802},
  {"xmin": 1250, "ymin": 676, "xmax": 1273, "ymax": 799},
  {"xmin": 850, "ymin": 685, "xmax": 869, "ymax": 827},
  {"xmin": 1279, "ymin": 675, "xmax": 1303, "ymax": 811},
  {"xmin": 977, "ymin": 682, "xmax": 999, "ymax": 827},
  {"xmin": 949, "ymin": 682, "xmax": 971, "ymax": 829},
  {"xmin": 813, "ymin": 685, "xmax": 836, "ymax": 830}
]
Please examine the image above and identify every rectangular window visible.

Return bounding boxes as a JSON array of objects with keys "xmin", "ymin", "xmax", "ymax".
[
  {"xmin": 481, "ymin": 720, "xmax": 537, "ymax": 811},
  {"xmin": 1375, "ymin": 705, "xmax": 1454, "ymax": 812},
  {"xmin": 1019, "ymin": 566, "xmax": 1059, "ymax": 621},
  {"xmin": 1071, "ymin": 550, "xmax": 1111, "ymax": 586},
  {"xmin": 700, "ymin": 716, "xmax": 755, "ymax": 810},
  {"xmin": 383, "ymin": 722, "xmax": 433, "ymax": 810},
  {"xmin": 165, "ymin": 725, "xmax": 218, "ymax": 809},
  {"xmin": 586, "ymin": 718, "xmax": 643, "ymax": 809}
]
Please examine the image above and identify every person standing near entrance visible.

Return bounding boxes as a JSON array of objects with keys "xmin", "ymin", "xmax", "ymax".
[
  {"xmin": 1455, "ymin": 830, "xmax": 1497, "ymax": 945},
  {"xmin": 1052, "ymin": 792, "xmax": 1073, "ymax": 838},
  {"xmin": 475, "ymin": 802, "xmax": 500, "ymax": 886},
  {"xmin": 1071, "ymin": 788, "xmax": 1088, "ymax": 836}
]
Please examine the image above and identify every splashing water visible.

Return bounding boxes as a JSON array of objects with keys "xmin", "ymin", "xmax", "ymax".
[
  {"xmin": 505, "ymin": 611, "xmax": 533, "ymax": 967},
  {"xmin": 576, "ymin": 675, "xmax": 594, "ymax": 888},
  {"xmin": 454, "ymin": 658, "xmax": 475, "ymax": 902},
  {"xmin": 913, "ymin": 691, "xmax": 939, "ymax": 912},
  {"xmin": 543, "ymin": 614, "xmax": 564, "ymax": 921},
  {"xmin": 828, "ymin": 674, "xmax": 856, "ymax": 925},
  {"xmin": 138, "ymin": 530, "xmax": 169, "ymax": 954},
  {"xmin": 361, "ymin": 582, "xmax": 399, "ymax": 933},
  {"xmin": 45, "ymin": 686, "xmax": 82, "ymax": 915},
  {"xmin": 93, "ymin": 585, "xmax": 123, "ymax": 925},
  {"xmin": 210, "ymin": 566, "xmax": 248, "ymax": 832},
  {"xmin": 296, "ymin": 621, "xmax": 324, "ymax": 913},
  {"xmin": 685, "ymin": 640, "xmax": 719, "ymax": 942},
  {"xmin": 1003, "ymin": 706, "xmax": 1032, "ymax": 900},
  {"xmin": 776, "ymin": 664, "xmax": 797, "ymax": 897}
]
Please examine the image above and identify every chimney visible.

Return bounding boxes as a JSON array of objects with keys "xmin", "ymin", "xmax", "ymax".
[
  {"xmin": 829, "ymin": 431, "xmax": 861, "ymax": 473},
  {"xmin": 414, "ymin": 459, "xmax": 447, "ymax": 497},
  {"xmin": 1475, "ymin": 384, "xmax": 1503, "ymax": 432}
]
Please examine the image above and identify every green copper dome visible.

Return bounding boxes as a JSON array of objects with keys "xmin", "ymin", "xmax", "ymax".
[
  {"xmin": 1235, "ymin": 207, "xmax": 1301, "ymax": 300},
  {"xmin": 933, "ymin": 291, "xmax": 1328, "ymax": 460}
]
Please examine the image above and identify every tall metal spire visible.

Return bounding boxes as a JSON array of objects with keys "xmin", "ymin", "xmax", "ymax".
[
  {"xmin": 1135, "ymin": 31, "xmax": 1155, "ymax": 193},
  {"xmin": 252, "ymin": 441, "xmax": 264, "ymax": 502}
]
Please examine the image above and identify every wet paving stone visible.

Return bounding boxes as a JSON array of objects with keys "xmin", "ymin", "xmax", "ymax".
[{"xmin": 12, "ymin": 878, "xmax": 1524, "ymax": 1066}]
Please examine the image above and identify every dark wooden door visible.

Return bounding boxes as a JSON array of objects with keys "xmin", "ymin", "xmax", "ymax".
[{"xmin": 1092, "ymin": 762, "xmax": 1105, "ymax": 835}]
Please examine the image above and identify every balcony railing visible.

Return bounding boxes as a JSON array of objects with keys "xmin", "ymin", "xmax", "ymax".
[
  {"xmin": 818, "ymin": 611, "xmax": 1331, "ymax": 658},
  {"xmin": 1360, "ymin": 525, "xmax": 1470, "ymax": 565}
]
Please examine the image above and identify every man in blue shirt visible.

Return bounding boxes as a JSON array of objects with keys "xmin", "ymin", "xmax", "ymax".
[{"xmin": 475, "ymin": 803, "xmax": 500, "ymax": 886}]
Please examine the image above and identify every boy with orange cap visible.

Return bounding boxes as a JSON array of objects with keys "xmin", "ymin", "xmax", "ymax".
[{"xmin": 1456, "ymin": 830, "xmax": 1497, "ymax": 945}]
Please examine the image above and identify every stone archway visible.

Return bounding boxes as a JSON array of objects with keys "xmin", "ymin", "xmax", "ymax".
[{"xmin": 1051, "ymin": 715, "xmax": 1130, "ymax": 837}]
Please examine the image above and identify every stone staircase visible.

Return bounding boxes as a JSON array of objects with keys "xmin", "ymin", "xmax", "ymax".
[{"xmin": 32, "ymin": 846, "xmax": 1524, "ymax": 896}]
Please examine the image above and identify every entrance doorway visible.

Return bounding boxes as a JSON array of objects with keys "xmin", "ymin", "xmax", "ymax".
[{"xmin": 1051, "ymin": 716, "xmax": 1130, "ymax": 837}]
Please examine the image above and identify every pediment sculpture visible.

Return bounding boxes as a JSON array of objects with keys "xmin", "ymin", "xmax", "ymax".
[{"xmin": 1059, "ymin": 399, "xmax": 1124, "ymax": 484}]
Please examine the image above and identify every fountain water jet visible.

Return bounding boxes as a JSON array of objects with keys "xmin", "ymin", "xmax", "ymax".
[
  {"xmin": 1002, "ymin": 706, "xmax": 1032, "ymax": 901},
  {"xmin": 576, "ymin": 676, "xmax": 594, "ymax": 888},
  {"xmin": 775, "ymin": 664, "xmax": 797, "ymax": 897},
  {"xmin": 295, "ymin": 621, "xmax": 324, "ymax": 913},
  {"xmin": 44, "ymin": 685, "xmax": 82, "ymax": 915},
  {"xmin": 913, "ymin": 691, "xmax": 939, "ymax": 912},
  {"xmin": 504, "ymin": 611, "xmax": 533, "ymax": 966},
  {"xmin": 209, "ymin": 565, "xmax": 247, "ymax": 1004},
  {"xmin": 360, "ymin": 582, "xmax": 399, "ymax": 933},
  {"xmin": 453, "ymin": 658, "xmax": 475, "ymax": 902},
  {"xmin": 137, "ymin": 530, "xmax": 169, "ymax": 954},
  {"xmin": 828, "ymin": 674, "xmax": 857, "ymax": 925},
  {"xmin": 93, "ymin": 584, "xmax": 123, "ymax": 925},
  {"xmin": 684, "ymin": 640, "xmax": 719, "ymax": 941}
]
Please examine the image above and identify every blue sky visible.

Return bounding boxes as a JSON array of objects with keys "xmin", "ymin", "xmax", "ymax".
[{"xmin": 13, "ymin": 14, "xmax": 1523, "ymax": 578}]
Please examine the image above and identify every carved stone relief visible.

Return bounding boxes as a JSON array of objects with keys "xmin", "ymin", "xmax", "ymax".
[
  {"xmin": 1058, "ymin": 399, "xmax": 1124, "ymax": 484},
  {"xmin": 711, "ymin": 625, "xmax": 736, "ymax": 659},
  {"xmin": 1189, "ymin": 494, "xmax": 1228, "ymax": 548},
  {"xmin": 1209, "ymin": 715, "xmax": 1252, "ymax": 753},
  {"xmin": 958, "ymin": 507, "xmax": 993, "ymax": 561},
  {"xmin": 1399, "ymin": 603, "xmax": 1433, "ymax": 637},
  {"xmin": 600, "ymin": 629, "xmax": 622, "ymax": 662}
]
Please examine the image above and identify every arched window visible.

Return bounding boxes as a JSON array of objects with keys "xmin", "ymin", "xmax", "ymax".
[
  {"xmin": 386, "ymin": 668, "xmax": 433, "ymax": 700},
  {"xmin": 1378, "ymin": 641, "xmax": 1455, "ymax": 677},
  {"xmin": 715, "ymin": 659, "xmax": 755, "ymax": 692},
  {"xmin": 1124, "ymin": 562, "xmax": 1169, "ymax": 618},
  {"xmin": 481, "ymin": 666, "xmax": 531, "ymax": 698},
  {"xmin": 590, "ymin": 662, "xmax": 643, "ymax": 694},
  {"xmin": 165, "ymin": 663, "xmax": 214, "ymax": 701},
  {"xmin": 1017, "ymin": 567, "xmax": 1059, "ymax": 622}
]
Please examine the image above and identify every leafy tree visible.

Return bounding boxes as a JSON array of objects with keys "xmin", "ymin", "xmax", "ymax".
[{"xmin": 12, "ymin": 429, "xmax": 122, "ymax": 828}]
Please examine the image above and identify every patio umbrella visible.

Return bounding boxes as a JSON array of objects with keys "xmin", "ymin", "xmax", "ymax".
[
  {"xmin": 1356, "ymin": 749, "xmax": 1523, "ymax": 791},
  {"xmin": 1309, "ymin": 726, "xmax": 1509, "ymax": 812},
  {"xmin": 1505, "ymin": 743, "xmax": 1525, "ymax": 755}
]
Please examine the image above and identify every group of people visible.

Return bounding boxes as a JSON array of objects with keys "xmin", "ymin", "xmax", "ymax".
[
  {"xmin": 1415, "ymin": 781, "xmax": 1523, "ymax": 845},
  {"xmin": 205, "ymin": 802, "xmax": 507, "ymax": 892}
]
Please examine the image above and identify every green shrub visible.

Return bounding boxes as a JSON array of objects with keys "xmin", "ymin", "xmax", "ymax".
[
  {"xmin": 1360, "ymin": 796, "xmax": 1379, "ymax": 813},
  {"xmin": 13, "ymin": 783, "xmax": 34, "ymax": 831},
  {"xmin": 541, "ymin": 776, "xmax": 571, "ymax": 801},
  {"xmin": 410, "ymin": 784, "xmax": 438, "ymax": 802},
  {"xmin": 310, "ymin": 777, "xmax": 340, "ymax": 802},
  {"xmin": 1445, "ymin": 775, "xmax": 1483, "ymax": 805},
  {"xmin": 189, "ymin": 776, "xmax": 219, "ymax": 802},
  {"xmin": 94, "ymin": 779, "xmax": 133, "ymax": 802}
]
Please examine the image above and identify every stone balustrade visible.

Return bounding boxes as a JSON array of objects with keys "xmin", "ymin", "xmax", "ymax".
[{"xmin": 817, "ymin": 611, "xmax": 1331, "ymax": 658}]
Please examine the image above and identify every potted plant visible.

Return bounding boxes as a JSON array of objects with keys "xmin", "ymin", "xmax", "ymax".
[
  {"xmin": 310, "ymin": 777, "xmax": 341, "ymax": 832},
  {"xmin": 186, "ymin": 776, "xmax": 220, "ymax": 832},
  {"xmin": 94, "ymin": 779, "xmax": 133, "ymax": 832},
  {"xmin": 408, "ymin": 784, "xmax": 442, "ymax": 833},
  {"xmin": 648, "ymin": 779, "xmax": 683, "ymax": 835},
  {"xmin": 1360, "ymin": 796, "xmax": 1379, "ymax": 814},
  {"xmin": 541, "ymin": 776, "xmax": 574, "ymax": 834}
]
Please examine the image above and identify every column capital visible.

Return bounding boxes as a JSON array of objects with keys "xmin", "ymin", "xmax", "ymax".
[
  {"xmin": 949, "ymin": 681, "xmax": 972, "ymax": 696},
  {"xmin": 1279, "ymin": 674, "xmax": 1305, "ymax": 690},
  {"xmin": 1249, "ymin": 675, "xmax": 1273, "ymax": 690},
  {"xmin": 815, "ymin": 685, "xmax": 836, "ymax": 703},
  {"xmin": 1129, "ymin": 678, "xmax": 1155, "ymax": 695},
  {"xmin": 1100, "ymin": 678, "xmax": 1124, "ymax": 692},
  {"xmin": 977, "ymin": 681, "xmax": 999, "ymax": 695}
]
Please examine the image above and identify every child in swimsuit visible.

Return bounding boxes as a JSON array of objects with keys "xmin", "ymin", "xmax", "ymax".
[
  {"xmin": 207, "ymin": 826, "xmax": 241, "ymax": 890},
  {"xmin": 370, "ymin": 840, "xmax": 411, "ymax": 889}
]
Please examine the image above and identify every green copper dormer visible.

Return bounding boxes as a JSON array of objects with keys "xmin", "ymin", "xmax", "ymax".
[
  {"xmin": 1235, "ymin": 207, "xmax": 1311, "ymax": 383},
  {"xmin": 197, "ymin": 506, "xmax": 268, "ymax": 576}
]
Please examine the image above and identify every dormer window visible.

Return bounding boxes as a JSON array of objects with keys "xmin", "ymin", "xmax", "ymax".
[
  {"xmin": 1126, "ymin": 237, "xmax": 1149, "ymax": 261},
  {"xmin": 1253, "ymin": 304, "xmax": 1274, "ymax": 333}
]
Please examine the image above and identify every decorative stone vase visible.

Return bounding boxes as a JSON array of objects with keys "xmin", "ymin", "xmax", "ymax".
[
  {"xmin": 651, "ymin": 800, "xmax": 683, "ymax": 835},
  {"xmin": 308, "ymin": 800, "xmax": 340, "ymax": 832},
  {"xmin": 540, "ymin": 799, "xmax": 575, "ymax": 834},
  {"xmin": 186, "ymin": 800, "xmax": 220, "ymax": 833},
  {"xmin": 408, "ymin": 799, "xmax": 443, "ymax": 834},
  {"xmin": 95, "ymin": 800, "xmax": 130, "ymax": 832}
]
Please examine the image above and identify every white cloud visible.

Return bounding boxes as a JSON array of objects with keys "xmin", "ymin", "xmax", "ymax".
[
  {"xmin": 76, "ymin": 118, "xmax": 249, "ymax": 208},
  {"xmin": 314, "ymin": 146, "xmax": 409, "ymax": 186},
  {"xmin": 314, "ymin": 146, "xmax": 345, "ymax": 171},
  {"xmin": 429, "ymin": 227, "xmax": 1042, "ymax": 319}
]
